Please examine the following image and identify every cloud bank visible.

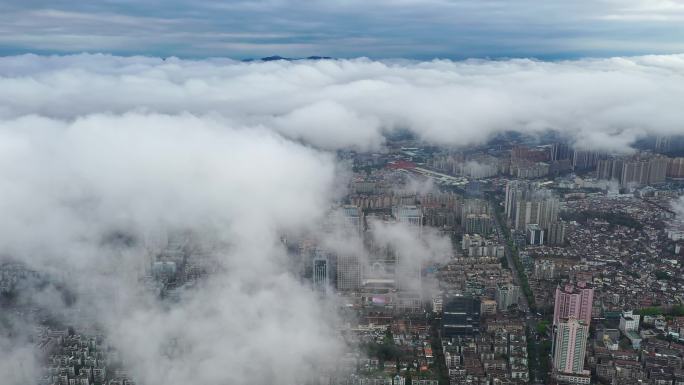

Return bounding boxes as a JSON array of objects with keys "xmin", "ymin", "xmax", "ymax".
[
  {"xmin": 0, "ymin": 113, "xmax": 342, "ymax": 385},
  {"xmin": 1, "ymin": 54, "xmax": 683, "ymax": 152}
]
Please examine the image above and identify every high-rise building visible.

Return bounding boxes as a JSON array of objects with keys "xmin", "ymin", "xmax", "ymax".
[
  {"xmin": 340, "ymin": 205, "xmax": 363, "ymax": 234},
  {"xmin": 442, "ymin": 296, "xmax": 481, "ymax": 338},
  {"xmin": 596, "ymin": 155, "xmax": 669, "ymax": 186},
  {"xmin": 547, "ymin": 222, "xmax": 566, "ymax": 246},
  {"xmin": 552, "ymin": 143, "xmax": 572, "ymax": 161},
  {"xmin": 668, "ymin": 157, "xmax": 684, "ymax": 178},
  {"xmin": 392, "ymin": 205, "xmax": 423, "ymax": 292},
  {"xmin": 539, "ymin": 198, "xmax": 560, "ymax": 229},
  {"xmin": 514, "ymin": 200, "xmax": 538, "ymax": 230},
  {"xmin": 460, "ymin": 159, "xmax": 499, "ymax": 179},
  {"xmin": 462, "ymin": 234, "xmax": 505, "ymax": 258},
  {"xmin": 464, "ymin": 213, "xmax": 493, "ymax": 236},
  {"xmin": 596, "ymin": 157, "xmax": 624, "ymax": 181},
  {"xmin": 511, "ymin": 162, "xmax": 550, "ymax": 179},
  {"xmin": 336, "ymin": 254, "xmax": 361, "ymax": 291},
  {"xmin": 526, "ymin": 224, "xmax": 544, "ymax": 245},
  {"xmin": 505, "ymin": 180, "xmax": 533, "ymax": 219},
  {"xmin": 553, "ymin": 282, "xmax": 594, "ymax": 327},
  {"xmin": 624, "ymin": 156, "xmax": 668, "ymax": 185},
  {"xmin": 655, "ymin": 135, "xmax": 684, "ymax": 154},
  {"xmin": 393, "ymin": 205, "xmax": 423, "ymax": 235},
  {"xmin": 553, "ymin": 318, "xmax": 589, "ymax": 374},
  {"xmin": 572, "ymin": 150, "xmax": 605, "ymax": 170},
  {"xmin": 511, "ymin": 145, "xmax": 551, "ymax": 163},
  {"xmin": 513, "ymin": 198, "xmax": 559, "ymax": 231},
  {"xmin": 462, "ymin": 198, "xmax": 489, "ymax": 220},
  {"xmin": 461, "ymin": 233, "xmax": 482, "ymax": 251},
  {"xmin": 495, "ymin": 283, "xmax": 520, "ymax": 311},
  {"xmin": 655, "ymin": 135, "xmax": 672, "ymax": 153},
  {"xmin": 313, "ymin": 253, "xmax": 330, "ymax": 293},
  {"xmin": 151, "ymin": 261, "xmax": 177, "ymax": 281}
]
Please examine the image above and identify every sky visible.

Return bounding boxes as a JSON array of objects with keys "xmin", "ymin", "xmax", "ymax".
[{"xmin": 1, "ymin": 0, "xmax": 684, "ymax": 59}]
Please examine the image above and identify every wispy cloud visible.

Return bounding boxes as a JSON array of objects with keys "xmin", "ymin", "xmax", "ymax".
[{"xmin": 0, "ymin": 0, "xmax": 683, "ymax": 57}]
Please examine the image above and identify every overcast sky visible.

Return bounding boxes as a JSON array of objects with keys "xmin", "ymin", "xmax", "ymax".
[{"xmin": 1, "ymin": 0, "xmax": 683, "ymax": 59}]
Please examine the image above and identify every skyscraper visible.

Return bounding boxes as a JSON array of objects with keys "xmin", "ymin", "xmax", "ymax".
[
  {"xmin": 442, "ymin": 296, "xmax": 481, "ymax": 338},
  {"xmin": 464, "ymin": 213, "xmax": 493, "ymax": 236},
  {"xmin": 505, "ymin": 181, "xmax": 559, "ymax": 232},
  {"xmin": 553, "ymin": 282, "xmax": 594, "ymax": 326},
  {"xmin": 552, "ymin": 143, "xmax": 571, "ymax": 161},
  {"xmin": 526, "ymin": 224, "xmax": 544, "ymax": 245},
  {"xmin": 336, "ymin": 254, "xmax": 361, "ymax": 291},
  {"xmin": 552, "ymin": 282, "xmax": 594, "ymax": 381},
  {"xmin": 553, "ymin": 318, "xmax": 589, "ymax": 374},
  {"xmin": 393, "ymin": 205, "xmax": 423, "ymax": 292},
  {"xmin": 505, "ymin": 180, "xmax": 533, "ymax": 219},
  {"xmin": 393, "ymin": 205, "xmax": 423, "ymax": 234},
  {"xmin": 596, "ymin": 155, "xmax": 669, "ymax": 186},
  {"xmin": 547, "ymin": 222, "xmax": 566, "ymax": 246},
  {"xmin": 340, "ymin": 205, "xmax": 363, "ymax": 234},
  {"xmin": 513, "ymin": 198, "xmax": 559, "ymax": 231},
  {"xmin": 572, "ymin": 150, "xmax": 605, "ymax": 170},
  {"xmin": 668, "ymin": 157, "xmax": 684, "ymax": 178},
  {"xmin": 312, "ymin": 253, "xmax": 330, "ymax": 294}
]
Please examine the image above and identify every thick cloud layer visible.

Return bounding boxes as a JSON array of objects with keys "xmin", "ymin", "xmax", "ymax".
[
  {"xmin": 0, "ymin": 113, "xmax": 342, "ymax": 385},
  {"xmin": 1, "ymin": 54, "xmax": 683, "ymax": 152}
]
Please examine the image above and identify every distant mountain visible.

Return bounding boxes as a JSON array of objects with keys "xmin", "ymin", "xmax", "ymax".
[{"xmin": 243, "ymin": 55, "xmax": 334, "ymax": 62}]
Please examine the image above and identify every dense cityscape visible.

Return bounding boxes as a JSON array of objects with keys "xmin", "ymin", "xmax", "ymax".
[{"xmin": 4, "ymin": 132, "xmax": 684, "ymax": 385}]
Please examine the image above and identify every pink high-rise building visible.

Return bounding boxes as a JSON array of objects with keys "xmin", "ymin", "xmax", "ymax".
[
  {"xmin": 553, "ymin": 318, "xmax": 589, "ymax": 374},
  {"xmin": 553, "ymin": 282, "xmax": 594, "ymax": 327}
]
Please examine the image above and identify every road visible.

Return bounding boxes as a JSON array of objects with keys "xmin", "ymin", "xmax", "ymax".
[
  {"xmin": 490, "ymin": 206, "xmax": 530, "ymax": 312},
  {"xmin": 491, "ymin": 200, "xmax": 550, "ymax": 382}
]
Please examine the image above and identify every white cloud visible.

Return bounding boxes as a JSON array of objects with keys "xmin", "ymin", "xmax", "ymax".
[
  {"xmin": 1, "ymin": 54, "xmax": 683, "ymax": 152},
  {"xmin": 0, "ymin": 112, "xmax": 342, "ymax": 385}
]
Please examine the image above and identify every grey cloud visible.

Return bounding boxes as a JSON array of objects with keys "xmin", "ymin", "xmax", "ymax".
[{"xmin": 0, "ymin": 336, "xmax": 38, "ymax": 385}]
